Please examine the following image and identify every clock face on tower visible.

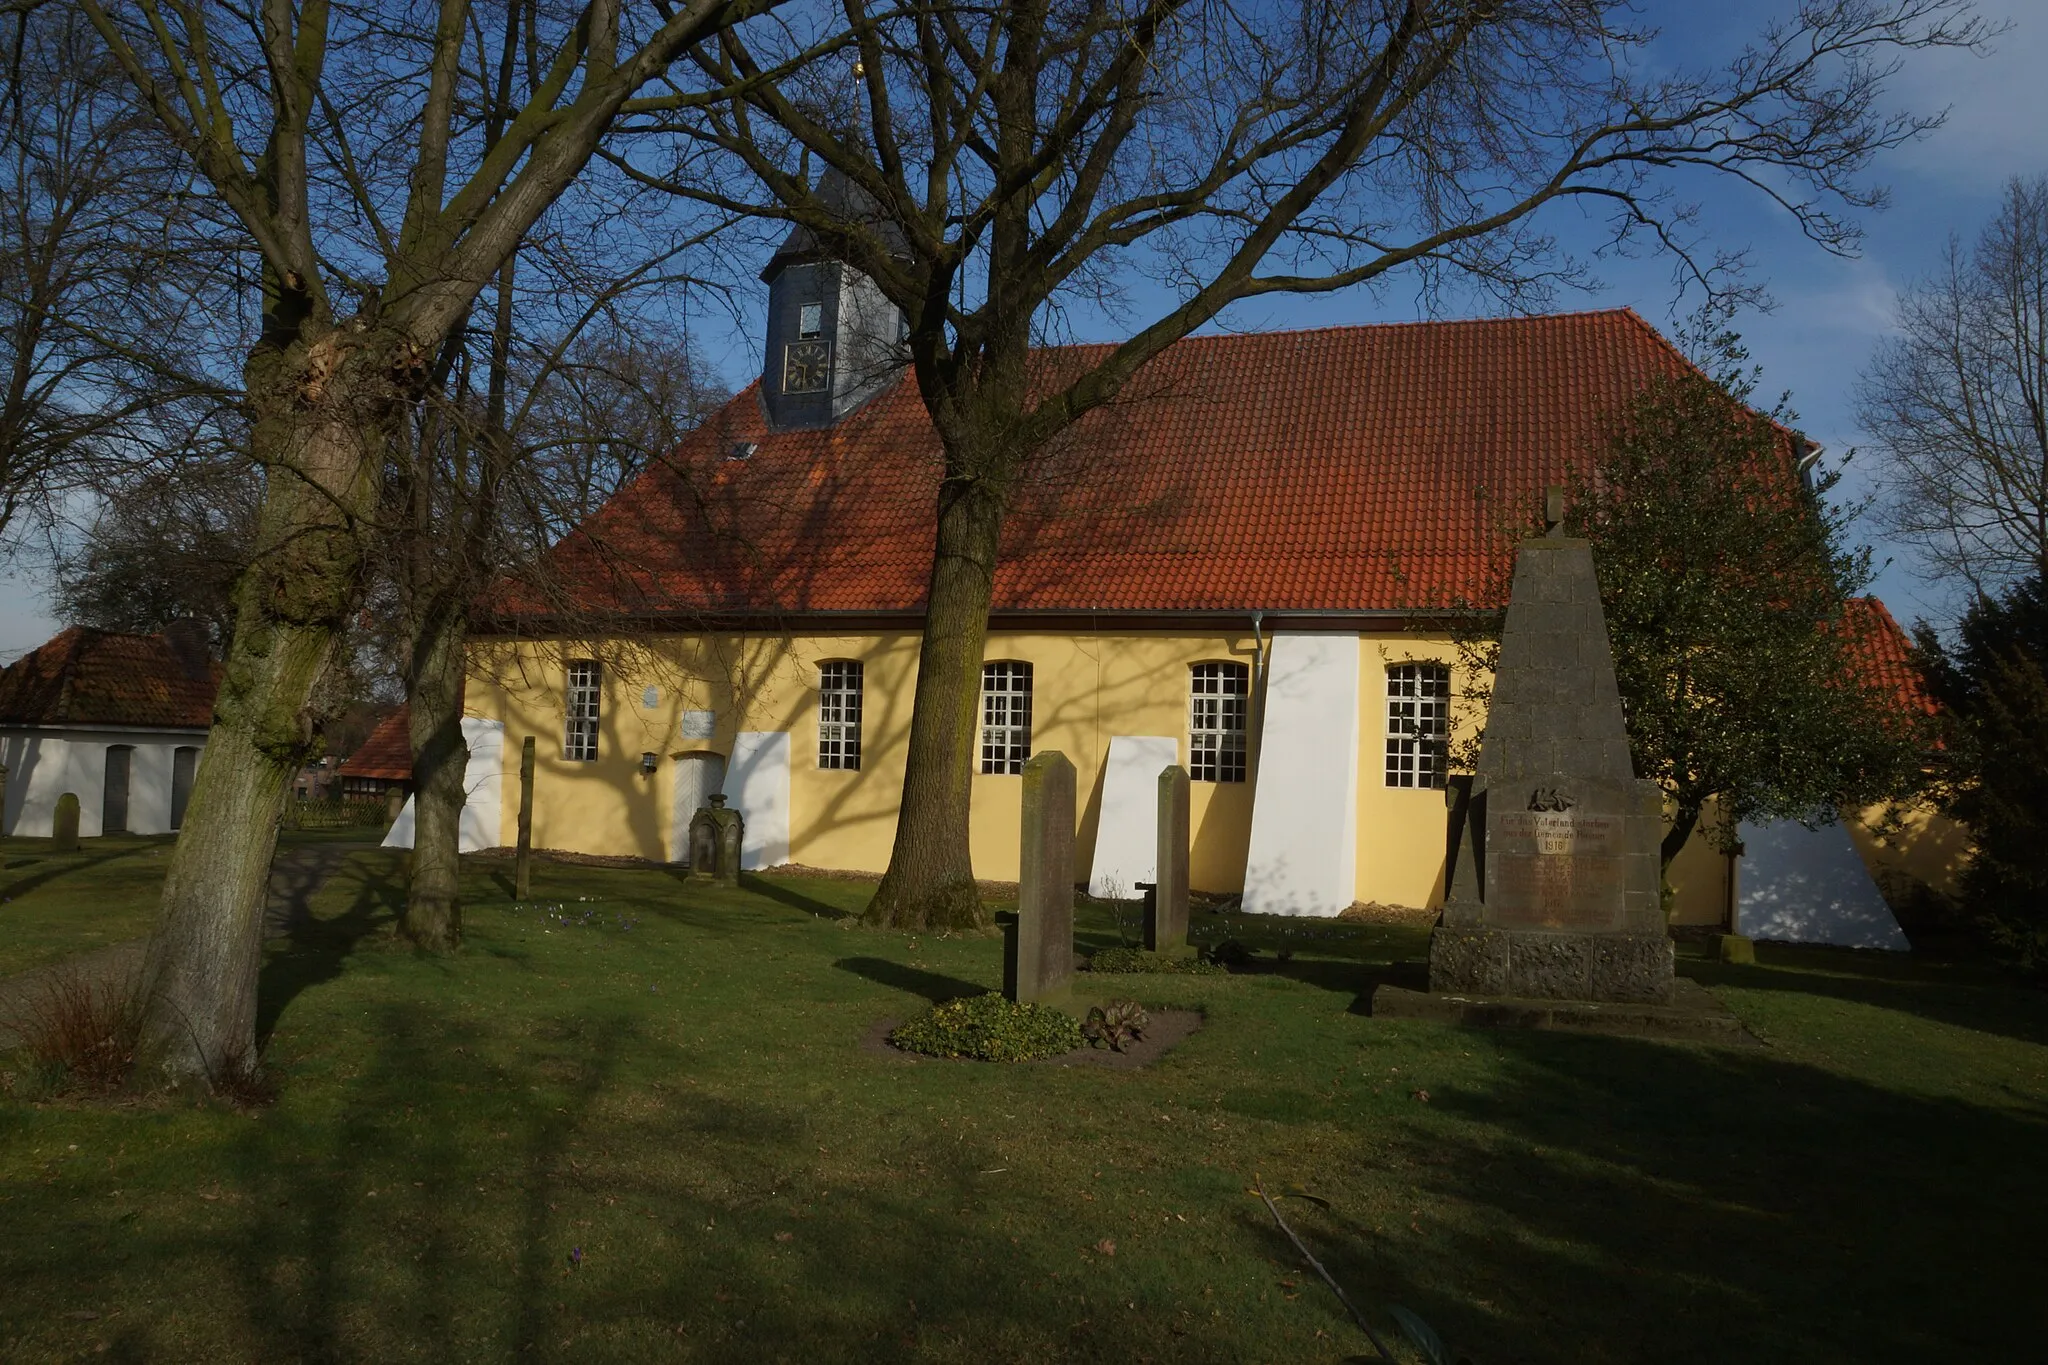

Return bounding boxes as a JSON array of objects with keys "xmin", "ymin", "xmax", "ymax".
[{"xmin": 782, "ymin": 339, "xmax": 832, "ymax": 395}]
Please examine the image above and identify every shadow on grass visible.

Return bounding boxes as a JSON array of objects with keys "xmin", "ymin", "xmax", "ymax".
[
  {"xmin": 1242, "ymin": 1027, "xmax": 2048, "ymax": 1365},
  {"xmin": 165, "ymin": 998, "xmax": 1243, "ymax": 1362},
  {"xmin": 14, "ymin": 910, "xmax": 2048, "ymax": 1362},
  {"xmin": 0, "ymin": 841, "xmax": 156, "ymax": 901},
  {"xmin": 736, "ymin": 872, "xmax": 857, "ymax": 921},
  {"xmin": 1682, "ymin": 945, "xmax": 2048, "ymax": 1049},
  {"xmin": 832, "ymin": 955, "xmax": 985, "ymax": 1003},
  {"xmin": 255, "ymin": 852, "xmax": 405, "ymax": 1048}
]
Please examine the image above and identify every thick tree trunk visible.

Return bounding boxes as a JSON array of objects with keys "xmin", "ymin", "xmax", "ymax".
[
  {"xmin": 402, "ymin": 597, "xmax": 470, "ymax": 950},
  {"xmin": 1661, "ymin": 799, "xmax": 1702, "ymax": 871},
  {"xmin": 136, "ymin": 335, "xmax": 395, "ymax": 1086},
  {"xmin": 865, "ymin": 477, "xmax": 1006, "ymax": 930}
]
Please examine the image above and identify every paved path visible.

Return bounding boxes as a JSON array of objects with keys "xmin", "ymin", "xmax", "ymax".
[{"xmin": 0, "ymin": 841, "xmax": 380, "ymax": 1045}]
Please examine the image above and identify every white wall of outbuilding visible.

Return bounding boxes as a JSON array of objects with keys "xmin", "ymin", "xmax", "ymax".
[{"xmin": 0, "ymin": 725, "xmax": 208, "ymax": 837}]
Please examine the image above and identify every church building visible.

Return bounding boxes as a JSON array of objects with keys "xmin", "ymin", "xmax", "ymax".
[{"xmin": 466, "ymin": 205, "xmax": 1949, "ymax": 943}]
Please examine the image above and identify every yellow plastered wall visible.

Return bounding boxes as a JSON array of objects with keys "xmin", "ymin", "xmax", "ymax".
[
  {"xmin": 1846, "ymin": 799, "xmax": 1969, "ymax": 904},
  {"xmin": 470, "ymin": 630, "xmax": 1264, "ymax": 890},
  {"xmin": 469, "ymin": 628, "xmax": 1939, "ymax": 922},
  {"xmin": 1353, "ymin": 635, "xmax": 1474, "ymax": 909}
]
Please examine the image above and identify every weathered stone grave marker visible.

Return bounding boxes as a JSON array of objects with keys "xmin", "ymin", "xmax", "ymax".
[
  {"xmin": 52, "ymin": 792, "xmax": 79, "ymax": 852},
  {"xmin": 1142, "ymin": 763, "xmax": 1191, "ymax": 956},
  {"xmin": 688, "ymin": 793, "xmax": 744, "ymax": 886},
  {"xmin": 1004, "ymin": 750, "xmax": 1075, "ymax": 1005},
  {"xmin": 1429, "ymin": 496, "xmax": 1674, "ymax": 1003}
]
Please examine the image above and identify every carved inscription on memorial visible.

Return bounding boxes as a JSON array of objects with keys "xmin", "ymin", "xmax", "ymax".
[{"xmin": 1488, "ymin": 809, "xmax": 1625, "ymax": 930}]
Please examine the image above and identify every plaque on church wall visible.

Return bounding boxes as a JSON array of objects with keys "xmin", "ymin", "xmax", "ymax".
[{"xmin": 679, "ymin": 710, "xmax": 716, "ymax": 740}]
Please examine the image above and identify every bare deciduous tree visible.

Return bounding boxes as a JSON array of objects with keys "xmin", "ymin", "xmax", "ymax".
[
  {"xmin": 81, "ymin": 0, "xmax": 770, "ymax": 1084},
  {"xmin": 1860, "ymin": 175, "xmax": 2048, "ymax": 598},
  {"xmin": 1, "ymin": 7, "xmax": 237, "ymax": 558},
  {"xmin": 629, "ymin": 0, "xmax": 1987, "ymax": 929},
  {"xmin": 394, "ymin": 291, "xmax": 726, "ymax": 951}
]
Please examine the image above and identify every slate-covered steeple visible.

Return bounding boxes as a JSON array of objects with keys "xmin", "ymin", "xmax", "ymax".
[{"xmin": 760, "ymin": 167, "xmax": 908, "ymax": 429}]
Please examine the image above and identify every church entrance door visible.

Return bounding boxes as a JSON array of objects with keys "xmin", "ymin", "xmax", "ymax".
[{"xmin": 670, "ymin": 753, "xmax": 727, "ymax": 864}]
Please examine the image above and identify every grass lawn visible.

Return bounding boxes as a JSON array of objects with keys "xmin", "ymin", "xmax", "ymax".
[
  {"xmin": 0, "ymin": 830, "xmax": 387, "ymax": 979},
  {"xmin": 1, "ymin": 848, "xmax": 2044, "ymax": 1363},
  {"xmin": 0, "ymin": 836, "xmax": 181, "ymax": 978}
]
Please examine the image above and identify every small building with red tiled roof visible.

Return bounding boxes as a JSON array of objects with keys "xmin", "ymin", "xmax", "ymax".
[
  {"xmin": 466, "ymin": 234, "xmax": 1946, "ymax": 936},
  {"xmin": 332, "ymin": 705, "xmax": 415, "ymax": 806},
  {"xmin": 0, "ymin": 624, "xmax": 218, "ymax": 838}
]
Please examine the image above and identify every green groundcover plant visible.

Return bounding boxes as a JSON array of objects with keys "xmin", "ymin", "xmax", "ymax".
[
  {"xmin": 1087, "ymin": 946, "xmax": 1227, "ymax": 976},
  {"xmin": 889, "ymin": 992, "xmax": 1084, "ymax": 1061}
]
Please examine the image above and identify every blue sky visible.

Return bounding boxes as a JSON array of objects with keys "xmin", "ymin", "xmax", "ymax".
[{"xmin": 4, "ymin": 2, "xmax": 2041, "ymax": 661}]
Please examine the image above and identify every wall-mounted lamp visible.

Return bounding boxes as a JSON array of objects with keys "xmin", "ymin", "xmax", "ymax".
[{"xmin": 639, "ymin": 751, "xmax": 659, "ymax": 775}]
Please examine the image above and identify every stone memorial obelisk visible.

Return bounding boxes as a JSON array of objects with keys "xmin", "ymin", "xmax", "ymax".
[{"xmin": 1430, "ymin": 490, "xmax": 1674, "ymax": 1003}]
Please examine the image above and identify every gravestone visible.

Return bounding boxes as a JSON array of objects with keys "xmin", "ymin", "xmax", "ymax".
[
  {"xmin": 1431, "ymin": 500, "xmax": 1673, "ymax": 1003},
  {"xmin": 1005, "ymin": 750, "xmax": 1075, "ymax": 1005},
  {"xmin": 1144, "ymin": 764, "xmax": 1191, "ymax": 955},
  {"xmin": 688, "ymin": 793, "xmax": 743, "ymax": 886},
  {"xmin": 52, "ymin": 792, "xmax": 79, "ymax": 852}
]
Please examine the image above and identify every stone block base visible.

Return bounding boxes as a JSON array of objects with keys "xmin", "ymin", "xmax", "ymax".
[
  {"xmin": 1429, "ymin": 926, "xmax": 1673, "ymax": 1004},
  {"xmin": 1717, "ymin": 933, "xmax": 1756, "ymax": 965}
]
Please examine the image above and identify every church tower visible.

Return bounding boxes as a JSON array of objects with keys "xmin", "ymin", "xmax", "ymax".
[{"xmin": 759, "ymin": 168, "xmax": 908, "ymax": 429}]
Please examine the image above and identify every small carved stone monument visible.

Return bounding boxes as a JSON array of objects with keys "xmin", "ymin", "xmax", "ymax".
[
  {"xmin": 1430, "ymin": 493, "xmax": 1674, "ymax": 1003},
  {"xmin": 52, "ymin": 791, "xmax": 79, "ymax": 852},
  {"xmin": 1143, "ymin": 764, "xmax": 1191, "ymax": 956},
  {"xmin": 688, "ymin": 793, "xmax": 744, "ymax": 886},
  {"xmin": 1005, "ymin": 750, "xmax": 1076, "ymax": 1005}
]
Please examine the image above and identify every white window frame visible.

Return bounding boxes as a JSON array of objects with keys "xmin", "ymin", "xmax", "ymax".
[
  {"xmin": 797, "ymin": 301, "xmax": 823, "ymax": 338},
  {"xmin": 1385, "ymin": 662, "xmax": 1450, "ymax": 789},
  {"xmin": 1188, "ymin": 661, "xmax": 1249, "ymax": 783},
  {"xmin": 818, "ymin": 660, "xmax": 863, "ymax": 771},
  {"xmin": 565, "ymin": 659, "xmax": 601, "ymax": 761},
  {"xmin": 979, "ymin": 661, "xmax": 1033, "ymax": 775}
]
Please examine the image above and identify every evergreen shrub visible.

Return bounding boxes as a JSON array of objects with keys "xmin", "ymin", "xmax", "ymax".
[{"xmin": 889, "ymin": 993, "xmax": 1083, "ymax": 1062}]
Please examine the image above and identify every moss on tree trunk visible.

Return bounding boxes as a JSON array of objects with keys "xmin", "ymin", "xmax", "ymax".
[{"xmin": 135, "ymin": 331, "xmax": 398, "ymax": 1087}]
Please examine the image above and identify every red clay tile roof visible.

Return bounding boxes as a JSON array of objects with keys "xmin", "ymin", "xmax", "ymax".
[
  {"xmin": 0, "ymin": 627, "xmax": 218, "ymax": 729},
  {"xmin": 1841, "ymin": 597, "xmax": 1937, "ymax": 717},
  {"xmin": 337, "ymin": 706, "xmax": 413, "ymax": 780},
  {"xmin": 502, "ymin": 309, "xmax": 1699, "ymax": 620}
]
